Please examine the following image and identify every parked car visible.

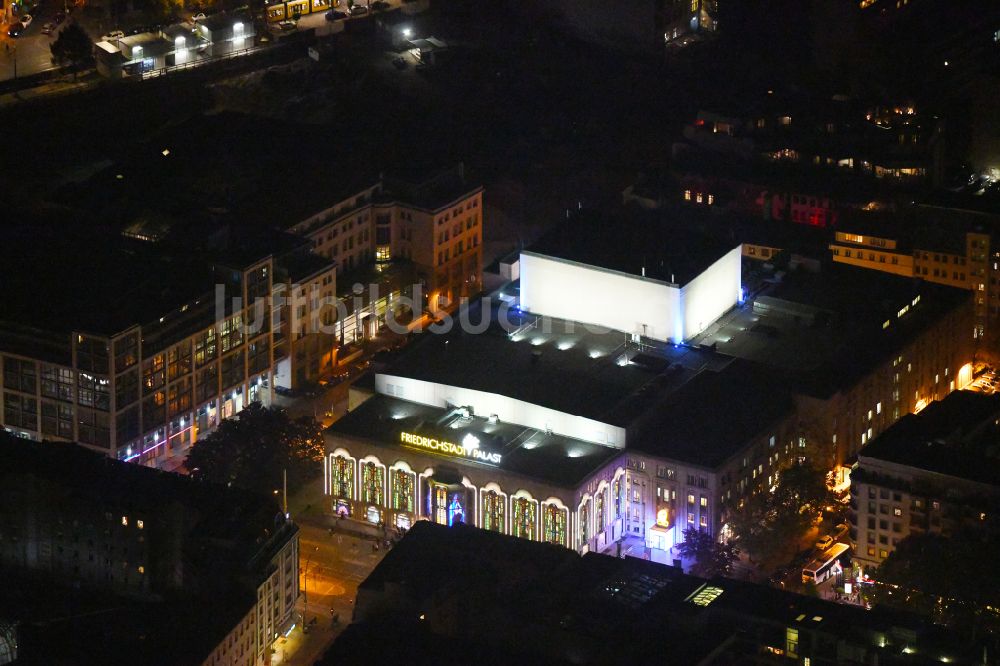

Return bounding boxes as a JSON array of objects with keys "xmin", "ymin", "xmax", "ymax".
[
  {"xmin": 54, "ymin": 11, "xmax": 66, "ymax": 22},
  {"xmin": 41, "ymin": 22, "xmax": 54, "ymax": 34},
  {"xmin": 277, "ymin": 19, "xmax": 297, "ymax": 30},
  {"xmin": 371, "ymin": 0, "xmax": 389, "ymax": 9},
  {"xmin": 19, "ymin": 13, "xmax": 33, "ymax": 28},
  {"xmin": 101, "ymin": 29, "xmax": 125, "ymax": 40},
  {"xmin": 7, "ymin": 23, "xmax": 24, "ymax": 37},
  {"xmin": 325, "ymin": 9, "xmax": 347, "ymax": 20},
  {"xmin": 349, "ymin": 5, "xmax": 368, "ymax": 15},
  {"xmin": 832, "ymin": 523, "xmax": 849, "ymax": 540},
  {"xmin": 814, "ymin": 535, "xmax": 834, "ymax": 551}
]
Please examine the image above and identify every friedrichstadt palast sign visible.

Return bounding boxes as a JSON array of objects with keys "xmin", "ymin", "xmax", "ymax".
[{"xmin": 400, "ymin": 431, "xmax": 502, "ymax": 465}]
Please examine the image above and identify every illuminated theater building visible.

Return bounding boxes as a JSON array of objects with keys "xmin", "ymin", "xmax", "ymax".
[
  {"xmin": 324, "ymin": 209, "xmax": 974, "ymax": 557},
  {"xmin": 325, "ymin": 212, "xmax": 753, "ymax": 555}
]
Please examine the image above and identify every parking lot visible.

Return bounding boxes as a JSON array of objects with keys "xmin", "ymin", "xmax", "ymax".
[{"xmin": 966, "ymin": 367, "xmax": 997, "ymax": 394}]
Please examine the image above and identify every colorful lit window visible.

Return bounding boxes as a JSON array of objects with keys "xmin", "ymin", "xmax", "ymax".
[
  {"xmin": 361, "ymin": 462, "xmax": 384, "ymax": 506},
  {"xmin": 433, "ymin": 486, "xmax": 448, "ymax": 525},
  {"xmin": 483, "ymin": 490, "xmax": 505, "ymax": 533},
  {"xmin": 331, "ymin": 456, "xmax": 354, "ymax": 499},
  {"xmin": 512, "ymin": 497, "xmax": 537, "ymax": 540},
  {"xmin": 542, "ymin": 504, "xmax": 567, "ymax": 546},
  {"xmin": 447, "ymin": 493, "xmax": 465, "ymax": 526},
  {"xmin": 392, "ymin": 469, "xmax": 415, "ymax": 514}
]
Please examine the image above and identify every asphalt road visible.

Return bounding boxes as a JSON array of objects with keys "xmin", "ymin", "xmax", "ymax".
[
  {"xmin": 273, "ymin": 507, "xmax": 390, "ymax": 665},
  {"xmin": 0, "ymin": 1, "xmax": 76, "ymax": 81}
]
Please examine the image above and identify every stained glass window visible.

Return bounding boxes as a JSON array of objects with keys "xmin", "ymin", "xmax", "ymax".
[
  {"xmin": 483, "ymin": 490, "xmax": 505, "ymax": 533},
  {"xmin": 580, "ymin": 501, "xmax": 590, "ymax": 543},
  {"xmin": 447, "ymin": 493, "xmax": 465, "ymax": 526},
  {"xmin": 434, "ymin": 486, "xmax": 448, "ymax": 525},
  {"xmin": 542, "ymin": 504, "xmax": 567, "ymax": 546},
  {"xmin": 392, "ymin": 469, "xmax": 415, "ymax": 513},
  {"xmin": 511, "ymin": 497, "xmax": 536, "ymax": 540},
  {"xmin": 331, "ymin": 456, "xmax": 354, "ymax": 499},
  {"xmin": 361, "ymin": 462, "xmax": 384, "ymax": 505}
]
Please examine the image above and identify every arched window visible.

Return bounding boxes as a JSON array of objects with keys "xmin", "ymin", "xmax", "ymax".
[
  {"xmin": 391, "ymin": 468, "xmax": 415, "ymax": 514},
  {"xmin": 331, "ymin": 456, "xmax": 354, "ymax": 499},
  {"xmin": 361, "ymin": 461, "xmax": 384, "ymax": 505},
  {"xmin": 595, "ymin": 489, "xmax": 606, "ymax": 532},
  {"xmin": 542, "ymin": 504, "xmax": 567, "ymax": 546},
  {"xmin": 579, "ymin": 500, "xmax": 590, "ymax": 543},
  {"xmin": 434, "ymin": 486, "xmax": 448, "ymax": 525},
  {"xmin": 482, "ymin": 490, "xmax": 505, "ymax": 533},
  {"xmin": 612, "ymin": 477, "xmax": 622, "ymax": 519},
  {"xmin": 511, "ymin": 496, "xmax": 537, "ymax": 540}
]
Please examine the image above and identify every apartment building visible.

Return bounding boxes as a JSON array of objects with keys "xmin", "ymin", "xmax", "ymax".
[
  {"xmin": 830, "ymin": 205, "xmax": 1000, "ymax": 345},
  {"xmin": 849, "ymin": 391, "xmax": 1000, "ymax": 570},
  {"xmin": 286, "ymin": 164, "xmax": 484, "ymax": 315},
  {"xmin": 661, "ymin": 0, "xmax": 718, "ymax": 48}
]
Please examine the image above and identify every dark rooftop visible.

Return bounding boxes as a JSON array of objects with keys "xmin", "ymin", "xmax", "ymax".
[
  {"xmin": 858, "ymin": 391, "xmax": 1000, "ymax": 487},
  {"xmin": 630, "ymin": 359, "xmax": 793, "ymax": 468},
  {"xmin": 836, "ymin": 204, "xmax": 1000, "ymax": 254},
  {"xmin": 526, "ymin": 208, "xmax": 739, "ymax": 285},
  {"xmin": 0, "ymin": 433, "xmax": 286, "ymax": 548},
  {"xmin": 326, "ymin": 393, "xmax": 622, "ymax": 488},
  {"xmin": 379, "ymin": 163, "xmax": 482, "ymax": 212},
  {"xmin": 0, "ymin": 210, "xmax": 214, "ymax": 338},
  {"xmin": 326, "ymin": 521, "xmax": 974, "ymax": 665},
  {"xmin": 692, "ymin": 263, "xmax": 971, "ymax": 398},
  {"xmin": 381, "ymin": 302, "xmax": 728, "ymax": 428}
]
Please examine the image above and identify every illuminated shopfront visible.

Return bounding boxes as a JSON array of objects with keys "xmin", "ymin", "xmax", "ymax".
[{"xmin": 263, "ymin": 0, "xmax": 330, "ymax": 21}]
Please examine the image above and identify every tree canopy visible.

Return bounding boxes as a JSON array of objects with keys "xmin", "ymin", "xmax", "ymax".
[
  {"xmin": 728, "ymin": 462, "xmax": 835, "ymax": 562},
  {"xmin": 873, "ymin": 524, "xmax": 1000, "ymax": 633},
  {"xmin": 50, "ymin": 21, "xmax": 94, "ymax": 74},
  {"xmin": 676, "ymin": 526, "xmax": 740, "ymax": 578},
  {"xmin": 185, "ymin": 402, "xmax": 324, "ymax": 495}
]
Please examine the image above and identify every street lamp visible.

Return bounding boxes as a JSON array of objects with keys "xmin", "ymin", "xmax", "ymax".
[
  {"xmin": 402, "ymin": 27, "xmax": 411, "ymax": 38},
  {"xmin": 302, "ymin": 545, "xmax": 320, "ymax": 631}
]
